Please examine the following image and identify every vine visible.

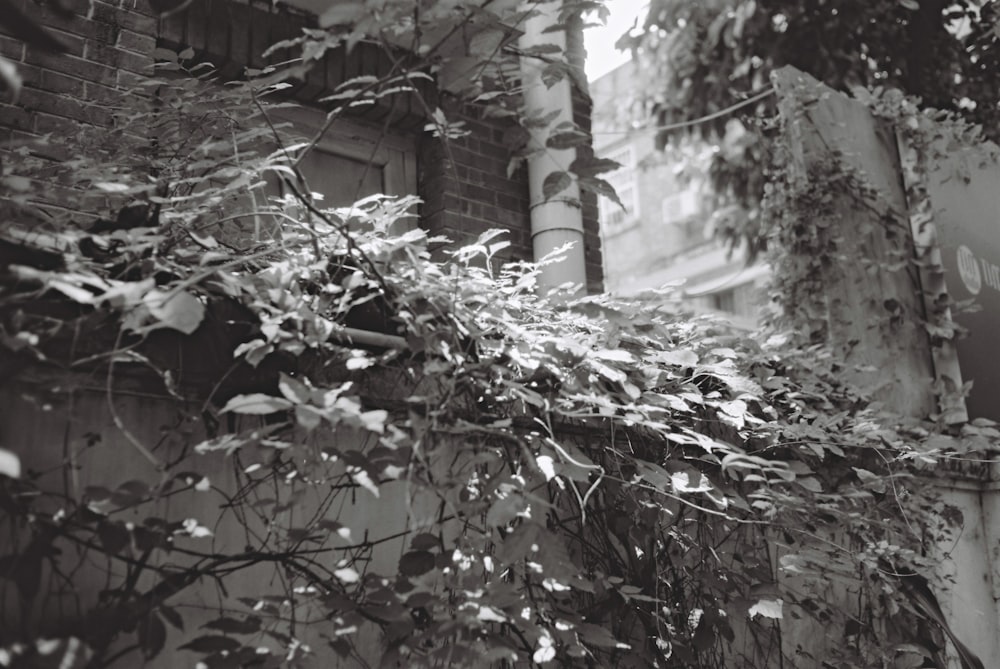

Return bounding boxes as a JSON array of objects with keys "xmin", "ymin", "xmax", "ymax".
[{"xmin": 0, "ymin": 6, "xmax": 992, "ymax": 669}]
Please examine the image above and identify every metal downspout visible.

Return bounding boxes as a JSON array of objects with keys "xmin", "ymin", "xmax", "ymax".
[{"xmin": 519, "ymin": 0, "xmax": 587, "ymax": 295}]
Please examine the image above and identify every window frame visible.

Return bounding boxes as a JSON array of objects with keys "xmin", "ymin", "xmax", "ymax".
[
  {"xmin": 661, "ymin": 188, "xmax": 700, "ymax": 226},
  {"xmin": 269, "ymin": 105, "xmax": 418, "ymax": 204}
]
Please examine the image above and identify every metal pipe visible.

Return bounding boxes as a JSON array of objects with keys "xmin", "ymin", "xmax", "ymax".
[
  {"xmin": 332, "ymin": 326, "xmax": 408, "ymax": 350},
  {"xmin": 518, "ymin": 0, "xmax": 587, "ymax": 295}
]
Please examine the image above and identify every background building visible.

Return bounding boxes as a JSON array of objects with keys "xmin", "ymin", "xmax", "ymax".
[{"xmin": 589, "ymin": 60, "xmax": 766, "ymax": 327}]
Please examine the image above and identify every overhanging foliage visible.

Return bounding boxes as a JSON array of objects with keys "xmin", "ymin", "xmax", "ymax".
[{"xmin": 0, "ymin": 3, "xmax": 991, "ymax": 668}]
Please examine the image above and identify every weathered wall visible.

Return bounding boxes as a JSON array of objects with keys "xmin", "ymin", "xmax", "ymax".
[
  {"xmin": 773, "ymin": 66, "xmax": 1000, "ymax": 669},
  {"xmin": 773, "ymin": 67, "xmax": 937, "ymax": 417},
  {"xmin": 0, "ymin": 0, "xmax": 156, "ymax": 141},
  {"xmin": 0, "ymin": 365, "xmax": 439, "ymax": 667}
]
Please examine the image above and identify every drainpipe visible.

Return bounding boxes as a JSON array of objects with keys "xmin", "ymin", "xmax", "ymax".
[{"xmin": 519, "ymin": 0, "xmax": 587, "ymax": 295}]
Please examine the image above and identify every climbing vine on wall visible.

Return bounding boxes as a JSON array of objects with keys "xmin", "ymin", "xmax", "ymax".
[
  {"xmin": 761, "ymin": 71, "xmax": 1000, "ymax": 429},
  {"xmin": 0, "ymin": 5, "xmax": 993, "ymax": 669}
]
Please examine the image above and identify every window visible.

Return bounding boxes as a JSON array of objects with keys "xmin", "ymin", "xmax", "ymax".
[
  {"xmin": 270, "ymin": 107, "xmax": 417, "ymax": 219},
  {"xmin": 708, "ymin": 283, "xmax": 759, "ymax": 320},
  {"xmin": 598, "ymin": 145, "xmax": 639, "ymax": 234},
  {"xmin": 661, "ymin": 188, "xmax": 700, "ymax": 225},
  {"xmin": 710, "ymin": 289, "xmax": 736, "ymax": 314},
  {"xmin": 212, "ymin": 109, "xmax": 418, "ymax": 249}
]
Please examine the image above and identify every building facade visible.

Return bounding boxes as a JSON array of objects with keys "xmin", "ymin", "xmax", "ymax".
[
  {"xmin": 590, "ymin": 59, "xmax": 765, "ymax": 327},
  {"xmin": 0, "ymin": 3, "xmax": 606, "ymax": 664}
]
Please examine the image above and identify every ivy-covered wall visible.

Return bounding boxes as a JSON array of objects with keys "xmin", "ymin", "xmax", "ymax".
[
  {"xmin": 0, "ymin": 365, "xmax": 426, "ymax": 667},
  {"xmin": 770, "ymin": 66, "xmax": 1000, "ymax": 667}
]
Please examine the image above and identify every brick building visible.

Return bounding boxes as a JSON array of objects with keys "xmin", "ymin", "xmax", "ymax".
[
  {"xmin": 0, "ymin": 5, "xmax": 604, "ymax": 663},
  {"xmin": 0, "ymin": 0, "xmax": 603, "ymax": 292}
]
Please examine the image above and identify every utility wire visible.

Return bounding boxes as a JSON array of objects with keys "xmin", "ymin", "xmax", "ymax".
[{"xmin": 591, "ymin": 87, "xmax": 776, "ymax": 135}]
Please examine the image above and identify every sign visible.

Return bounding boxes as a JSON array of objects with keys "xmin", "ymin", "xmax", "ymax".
[{"xmin": 924, "ymin": 145, "xmax": 1000, "ymax": 421}]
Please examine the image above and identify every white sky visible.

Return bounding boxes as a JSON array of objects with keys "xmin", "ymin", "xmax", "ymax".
[{"xmin": 583, "ymin": 0, "xmax": 648, "ymax": 81}]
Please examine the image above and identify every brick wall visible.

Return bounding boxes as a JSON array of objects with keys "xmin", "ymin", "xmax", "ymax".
[
  {"xmin": 419, "ymin": 102, "xmax": 535, "ymax": 266},
  {"xmin": 1, "ymin": 0, "xmax": 603, "ymax": 291},
  {"xmin": 0, "ymin": 0, "xmax": 157, "ymax": 144},
  {"xmin": 567, "ymin": 13, "xmax": 604, "ymax": 293}
]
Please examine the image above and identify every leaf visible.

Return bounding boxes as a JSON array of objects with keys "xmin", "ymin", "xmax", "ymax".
[
  {"xmin": 496, "ymin": 521, "xmax": 541, "ymax": 564},
  {"xmin": 591, "ymin": 348, "xmax": 634, "ymax": 363},
  {"xmin": 347, "ymin": 465, "xmax": 379, "ymax": 497},
  {"xmin": 409, "ymin": 533, "xmax": 440, "ymax": 551},
  {"xmin": 476, "ymin": 605, "xmax": 506, "ymax": 622},
  {"xmin": 188, "ymin": 231, "xmax": 217, "ymax": 249},
  {"xmin": 655, "ymin": 349, "xmax": 699, "ymax": 367},
  {"xmin": 181, "ymin": 518, "xmax": 212, "ymax": 538},
  {"xmin": 0, "ymin": 448, "xmax": 21, "ymax": 478},
  {"xmin": 718, "ymin": 399, "xmax": 748, "ymax": 418},
  {"xmin": 329, "ymin": 638, "xmax": 352, "ymax": 658},
  {"xmin": 319, "ymin": 520, "xmax": 352, "ymax": 541},
  {"xmin": 399, "ymin": 551, "xmax": 436, "ymax": 577},
  {"xmin": 345, "ymin": 354, "xmax": 373, "ymax": 370},
  {"xmin": 542, "ymin": 170, "xmax": 572, "ymax": 201},
  {"xmin": 536, "ymin": 454, "xmax": 557, "ymax": 481},
  {"xmin": 203, "ymin": 616, "xmax": 261, "ymax": 634},
  {"xmin": 295, "ymin": 405, "xmax": 324, "ymax": 431},
  {"xmin": 1, "ymin": 175, "xmax": 30, "ymax": 191},
  {"xmin": 319, "ymin": 2, "xmax": 366, "ymax": 27},
  {"xmin": 796, "ymin": 476, "xmax": 823, "ymax": 493},
  {"xmin": 692, "ymin": 617, "xmax": 716, "ymax": 651},
  {"xmin": 138, "ymin": 613, "xmax": 167, "ymax": 659},
  {"xmin": 520, "ymin": 43, "xmax": 563, "ymax": 56},
  {"xmin": 546, "ymin": 129, "xmax": 590, "ymax": 150},
  {"xmin": 749, "ymin": 598, "xmax": 783, "ymax": 620},
  {"xmin": 578, "ymin": 177, "xmax": 623, "ymax": 209},
  {"xmin": 670, "ymin": 469, "xmax": 713, "ymax": 494},
  {"xmin": 178, "ymin": 635, "xmax": 242, "ymax": 653},
  {"xmin": 278, "ymin": 372, "xmax": 310, "ymax": 405},
  {"xmin": 486, "ymin": 490, "xmax": 529, "ymax": 527},
  {"xmin": 112, "ymin": 479, "xmax": 149, "ymax": 506},
  {"xmin": 143, "ymin": 289, "xmax": 205, "ymax": 334},
  {"xmin": 577, "ymin": 623, "xmax": 627, "ymax": 649},
  {"xmin": 93, "ymin": 182, "xmax": 132, "ymax": 193},
  {"xmin": 541, "ymin": 61, "xmax": 568, "ymax": 88},
  {"xmin": 548, "ymin": 441, "xmax": 599, "ymax": 482},
  {"xmin": 334, "ymin": 567, "xmax": 360, "ymax": 583},
  {"xmin": 635, "ymin": 460, "xmax": 673, "ymax": 490},
  {"xmin": 853, "ymin": 467, "xmax": 879, "ymax": 483},
  {"xmin": 522, "ymin": 108, "xmax": 561, "ymax": 129},
  {"xmin": 220, "ymin": 394, "xmax": 293, "ymax": 415},
  {"xmin": 359, "ymin": 409, "xmax": 387, "ymax": 434},
  {"xmin": 84, "ymin": 485, "xmax": 112, "ymax": 502},
  {"xmin": 97, "ymin": 521, "xmax": 130, "ymax": 555},
  {"xmin": 570, "ymin": 155, "xmax": 621, "ymax": 178},
  {"xmin": 533, "ymin": 639, "xmax": 556, "ymax": 663},
  {"xmin": 3, "ymin": 540, "xmax": 45, "ymax": 601},
  {"xmin": 503, "ymin": 124, "xmax": 532, "ymax": 149},
  {"xmin": 193, "ymin": 433, "xmax": 247, "ymax": 455},
  {"xmin": 151, "ymin": 47, "xmax": 178, "ymax": 63},
  {"xmin": 0, "ymin": 56, "xmax": 23, "ymax": 103},
  {"xmin": 158, "ymin": 605, "xmax": 184, "ymax": 631}
]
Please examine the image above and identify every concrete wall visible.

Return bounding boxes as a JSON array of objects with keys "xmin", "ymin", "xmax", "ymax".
[
  {"xmin": 774, "ymin": 66, "xmax": 1000, "ymax": 669},
  {"xmin": 0, "ymin": 365, "xmax": 439, "ymax": 667}
]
